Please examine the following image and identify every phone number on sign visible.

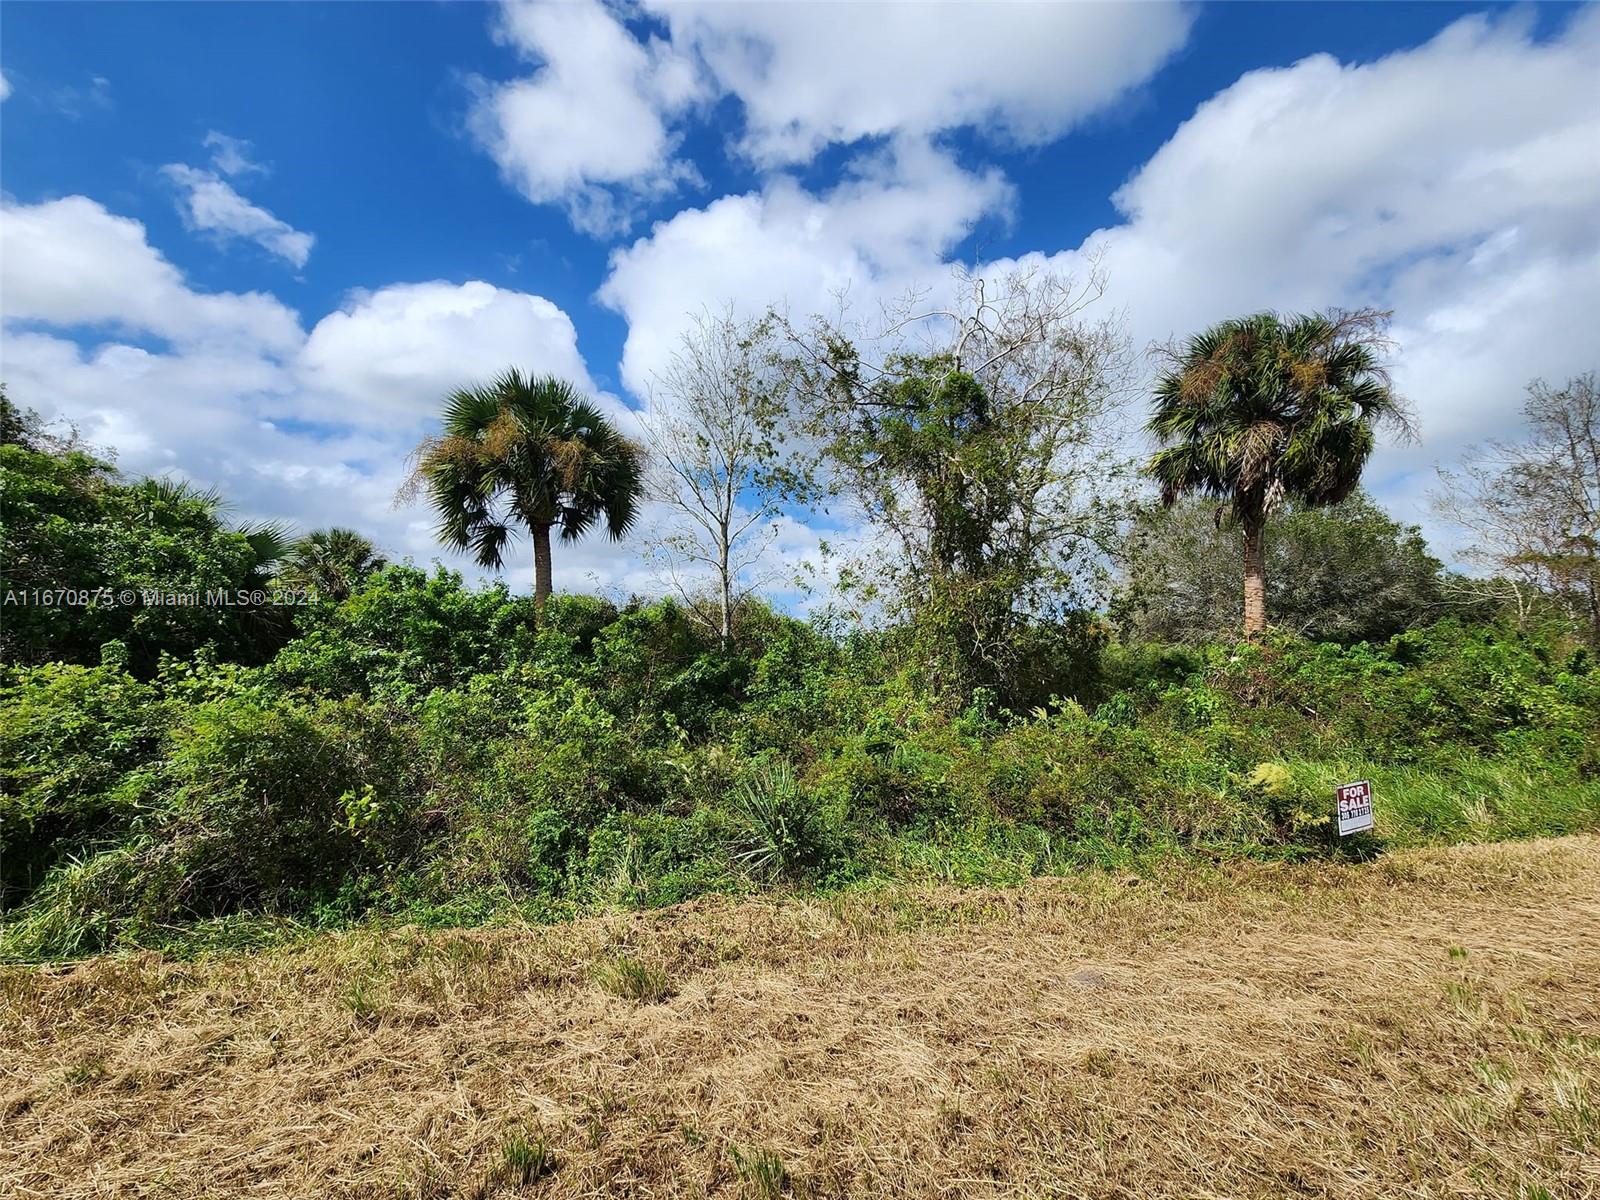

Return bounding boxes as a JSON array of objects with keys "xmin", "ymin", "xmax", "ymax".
[{"xmin": 2, "ymin": 588, "xmax": 318, "ymax": 607}]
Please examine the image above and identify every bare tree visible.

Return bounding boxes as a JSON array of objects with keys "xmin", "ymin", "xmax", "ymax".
[
  {"xmin": 1434, "ymin": 372, "xmax": 1600, "ymax": 642},
  {"xmin": 637, "ymin": 309, "xmax": 814, "ymax": 647}
]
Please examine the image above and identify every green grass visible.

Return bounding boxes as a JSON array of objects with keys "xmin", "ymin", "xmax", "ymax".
[
  {"xmin": 8, "ymin": 763, "xmax": 1596, "ymax": 967},
  {"xmin": 1286, "ymin": 757, "xmax": 1600, "ymax": 847},
  {"xmin": 729, "ymin": 1145, "xmax": 790, "ymax": 1198},
  {"xmin": 500, "ymin": 1130, "xmax": 554, "ymax": 1184},
  {"xmin": 591, "ymin": 953, "xmax": 671, "ymax": 1003}
]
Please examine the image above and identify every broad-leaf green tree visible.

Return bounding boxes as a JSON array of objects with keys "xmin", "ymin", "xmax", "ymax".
[
  {"xmin": 1114, "ymin": 492, "xmax": 1443, "ymax": 644},
  {"xmin": 1146, "ymin": 310, "xmax": 1408, "ymax": 637},
  {"xmin": 782, "ymin": 268, "xmax": 1132, "ymax": 705},
  {"xmin": 1, "ymin": 401, "xmax": 295, "ymax": 673},
  {"xmin": 405, "ymin": 370, "xmax": 643, "ymax": 607}
]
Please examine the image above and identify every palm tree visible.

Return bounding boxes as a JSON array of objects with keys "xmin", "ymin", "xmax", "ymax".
[
  {"xmin": 133, "ymin": 476, "xmax": 294, "ymax": 587},
  {"xmin": 126, "ymin": 475, "xmax": 296, "ymax": 656},
  {"xmin": 277, "ymin": 527, "xmax": 387, "ymax": 601},
  {"xmin": 404, "ymin": 370, "xmax": 643, "ymax": 607},
  {"xmin": 1146, "ymin": 310, "xmax": 1409, "ymax": 637}
]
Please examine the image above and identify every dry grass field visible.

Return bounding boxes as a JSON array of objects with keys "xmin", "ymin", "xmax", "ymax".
[{"xmin": 3, "ymin": 835, "xmax": 1598, "ymax": 1200}]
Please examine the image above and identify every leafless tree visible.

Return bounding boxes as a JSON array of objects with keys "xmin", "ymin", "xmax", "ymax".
[
  {"xmin": 636, "ymin": 309, "xmax": 815, "ymax": 647},
  {"xmin": 1434, "ymin": 372, "xmax": 1600, "ymax": 642}
]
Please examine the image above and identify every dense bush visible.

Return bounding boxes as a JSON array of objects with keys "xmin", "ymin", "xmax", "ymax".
[
  {"xmin": 1114, "ymin": 492, "xmax": 1444, "ymax": 645},
  {"xmin": 0, "ymin": 658, "xmax": 167, "ymax": 905},
  {"xmin": 3, "ymin": 553, "xmax": 1595, "ymax": 961},
  {"xmin": 1, "ymin": 441, "xmax": 293, "ymax": 672}
]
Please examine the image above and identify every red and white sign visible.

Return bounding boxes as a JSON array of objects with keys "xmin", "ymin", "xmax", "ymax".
[{"xmin": 1336, "ymin": 780, "xmax": 1374, "ymax": 836}]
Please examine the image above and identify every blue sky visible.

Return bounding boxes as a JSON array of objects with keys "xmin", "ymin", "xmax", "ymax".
[{"xmin": 2, "ymin": 1, "xmax": 1597, "ymax": 597}]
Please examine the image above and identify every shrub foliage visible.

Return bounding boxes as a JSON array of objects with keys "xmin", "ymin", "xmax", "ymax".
[
  {"xmin": 3, "ymin": 554, "xmax": 1595, "ymax": 959},
  {"xmin": 3, "ymin": 382, "xmax": 1597, "ymax": 961}
]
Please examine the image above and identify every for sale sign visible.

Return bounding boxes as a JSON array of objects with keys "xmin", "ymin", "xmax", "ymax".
[{"xmin": 1336, "ymin": 780, "xmax": 1374, "ymax": 836}]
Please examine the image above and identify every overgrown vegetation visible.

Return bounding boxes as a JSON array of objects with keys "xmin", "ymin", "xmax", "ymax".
[
  {"xmin": 1114, "ymin": 491, "xmax": 1446, "ymax": 644},
  {"xmin": 2, "ymin": 550, "xmax": 1594, "ymax": 961},
  {"xmin": 3, "ymin": 336, "xmax": 1597, "ymax": 964}
]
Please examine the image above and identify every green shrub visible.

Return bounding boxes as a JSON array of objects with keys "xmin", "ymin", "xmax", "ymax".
[
  {"xmin": 583, "ymin": 809, "xmax": 744, "ymax": 906},
  {"xmin": 163, "ymin": 695, "xmax": 416, "ymax": 910},
  {"xmin": 4, "ymin": 569, "xmax": 1597, "ymax": 961},
  {"xmin": 733, "ymin": 762, "xmax": 847, "ymax": 881},
  {"xmin": 266, "ymin": 565, "xmax": 541, "ymax": 701},
  {"xmin": 0, "ymin": 444, "xmax": 296, "ymax": 672},
  {"xmin": 0, "ymin": 661, "xmax": 167, "ymax": 906}
]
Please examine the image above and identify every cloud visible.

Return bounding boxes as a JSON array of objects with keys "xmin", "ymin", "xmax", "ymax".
[
  {"xmin": 967, "ymin": 7, "xmax": 1600, "ymax": 558},
  {"xmin": 203, "ymin": 131, "xmax": 269, "ymax": 178},
  {"xmin": 647, "ymin": 0, "xmax": 1195, "ymax": 165},
  {"xmin": 161, "ymin": 163, "xmax": 315, "ymax": 268},
  {"xmin": 297, "ymin": 280, "xmax": 597, "ymax": 423},
  {"xmin": 50, "ymin": 74, "xmax": 113, "ymax": 119},
  {"xmin": 0, "ymin": 198, "xmax": 324, "ymax": 543},
  {"xmin": 469, "ymin": 0, "xmax": 1188, "ymax": 233},
  {"xmin": 1077, "ymin": 9, "xmax": 1600, "ymax": 332},
  {"xmin": 468, "ymin": 0, "xmax": 705, "ymax": 235},
  {"xmin": 0, "ymin": 197, "xmax": 639, "ymax": 590},
  {"xmin": 0, "ymin": 195, "xmax": 302, "ymax": 351},
  {"xmin": 0, "ymin": 71, "xmax": 11, "ymax": 102},
  {"xmin": 600, "ymin": 136, "xmax": 1011, "ymax": 395}
]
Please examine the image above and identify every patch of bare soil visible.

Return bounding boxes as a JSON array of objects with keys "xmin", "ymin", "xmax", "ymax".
[{"xmin": 3, "ymin": 836, "xmax": 1598, "ymax": 1199}]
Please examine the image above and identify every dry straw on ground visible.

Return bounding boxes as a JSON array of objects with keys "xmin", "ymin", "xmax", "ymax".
[{"xmin": 3, "ymin": 835, "xmax": 1598, "ymax": 1199}]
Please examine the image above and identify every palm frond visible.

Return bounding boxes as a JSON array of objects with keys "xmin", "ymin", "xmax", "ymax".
[
  {"xmin": 238, "ymin": 520, "xmax": 295, "ymax": 568},
  {"xmin": 1146, "ymin": 308, "xmax": 1401, "ymax": 520},
  {"xmin": 139, "ymin": 475, "xmax": 225, "ymax": 513},
  {"xmin": 399, "ymin": 368, "xmax": 645, "ymax": 586}
]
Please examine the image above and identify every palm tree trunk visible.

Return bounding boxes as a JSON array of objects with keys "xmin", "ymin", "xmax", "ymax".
[
  {"xmin": 532, "ymin": 521, "xmax": 554, "ymax": 611},
  {"xmin": 1242, "ymin": 517, "xmax": 1268, "ymax": 638}
]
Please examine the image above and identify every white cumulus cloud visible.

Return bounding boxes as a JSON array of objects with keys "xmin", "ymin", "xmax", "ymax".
[
  {"xmin": 647, "ymin": 0, "xmax": 1195, "ymax": 165},
  {"xmin": 469, "ymin": 0, "xmax": 1189, "ymax": 234},
  {"xmin": 600, "ymin": 137, "xmax": 1012, "ymax": 395},
  {"xmin": 161, "ymin": 163, "xmax": 315, "ymax": 268},
  {"xmin": 468, "ymin": 0, "xmax": 706, "ymax": 235},
  {"xmin": 297, "ymin": 280, "xmax": 598, "ymax": 423},
  {"xmin": 0, "ymin": 195, "xmax": 302, "ymax": 351}
]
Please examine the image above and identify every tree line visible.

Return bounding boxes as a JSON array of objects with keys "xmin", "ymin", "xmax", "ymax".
[
  {"xmin": 3, "ymin": 270, "xmax": 1594, "ymax": 701},
  {"xmin": 385, "ymin": 269, "xmax": 1596, "ymax": 705}
]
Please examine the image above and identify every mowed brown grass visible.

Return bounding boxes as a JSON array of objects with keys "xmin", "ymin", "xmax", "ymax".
[{"xmin": 3, "ymin": 836, "xmax": 1598, "ymax": 1200}]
